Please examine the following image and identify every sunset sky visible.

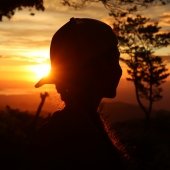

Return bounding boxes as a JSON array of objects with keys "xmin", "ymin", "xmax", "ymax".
[{"xmin": 0, "ymin": 0, "xmax": 170, "ymax": 113}]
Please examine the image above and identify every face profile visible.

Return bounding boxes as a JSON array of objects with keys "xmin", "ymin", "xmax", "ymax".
[{"xmin": 35, "ymin": 17, "xmax": 122, "ymax": 111}]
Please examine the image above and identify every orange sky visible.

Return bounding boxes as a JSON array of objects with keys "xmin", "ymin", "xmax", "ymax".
[{"xmin": 0, "ymin": 0, "xmax": 170, "ymax": 112}]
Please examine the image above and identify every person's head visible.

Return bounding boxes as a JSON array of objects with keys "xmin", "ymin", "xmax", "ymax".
[{"xmin": 35, "ymin": 18, "xmax": 122, "ymax": 108}]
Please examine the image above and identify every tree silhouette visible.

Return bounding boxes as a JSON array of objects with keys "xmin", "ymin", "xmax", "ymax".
[
  {"xmin": 62, "ymin": 0, "xmax": 170, "ymax": 124},
  {"xmin": 113, "ymin": 14, "xmax": 170, "ymax": 124},
  {"xmin": 0, "ymin": 0, "xmax": 44, "ymax": 21},
  {"xmin": 62, "ymin": 0, "xmax": 170, "ymax": 12},
  {"xmin": 1, "ymin": 0, "xmax": 170, "ymax": 21}
]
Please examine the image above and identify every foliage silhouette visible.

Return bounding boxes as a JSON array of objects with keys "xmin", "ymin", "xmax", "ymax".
[
  {"xmin": 1, "ymin": 0, "xmax": 170, "ymax": 21},
  {"xmin": 112, "ymin": 111, "xmax": 170, "ymax": 170},
  {"xmin": 62, "ymin": 0, "xmax": 170, "ymax": 13},
  {"xmin": 113, "ymin": 14, "xmax": 170, "ymax": 124},
  {"xmin": 0, "ymin": 0, "xmax": 44, "ymax": 21},
  {"xmin": 0, "ymin": 105, "xmax": 49, "ymax": 169}
]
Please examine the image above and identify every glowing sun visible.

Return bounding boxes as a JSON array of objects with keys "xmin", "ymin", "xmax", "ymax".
[{"xmin": 31, "ymin": 64, "xmax": 51, "ymax": 80}]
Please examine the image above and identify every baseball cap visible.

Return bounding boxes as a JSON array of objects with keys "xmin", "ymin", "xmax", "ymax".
[{"xmin": 35, "ymin": 17, "xmax": 118, "ymax": 88}]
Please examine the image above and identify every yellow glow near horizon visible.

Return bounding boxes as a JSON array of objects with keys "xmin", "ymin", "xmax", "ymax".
[
  {"xmin": 28, "ymin": 64, "xmax": 51, "ymax": 81},
  {"xmin": 22, "ymin": 48, "xmax": 51, "ymax": 82},
  {"xmin": 25, "ymin": 49, "xmax": 50, "ymax": 62}
]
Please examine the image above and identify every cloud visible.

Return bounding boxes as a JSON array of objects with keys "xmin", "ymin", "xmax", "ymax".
[
  {"xmin": 160, "ymin": 13, "xmax": 170, "ymax": 20},
  {"xmin": 1, "ymin": 54, "xmax": 50, "ymax": 66},
  {"xmin": 159, "ymin": 12, "xmax": 170, "ymax": 27},
  {"xmin": 1, "ymin": 0, "xmax": 170, "ymax": 73},
  {"xmin": 0, "ymin": 1, "xmax": 111, "ymax": 69}
]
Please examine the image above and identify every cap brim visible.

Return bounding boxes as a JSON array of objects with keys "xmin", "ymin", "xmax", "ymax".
[{"xmin": 34, "ymin": 73, "xmax": 55, "ymax": 88}]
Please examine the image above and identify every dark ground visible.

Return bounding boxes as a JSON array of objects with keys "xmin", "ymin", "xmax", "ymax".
[{"xmin": 0, "ymin": 106, "xmax": 170, "ymax": 169}]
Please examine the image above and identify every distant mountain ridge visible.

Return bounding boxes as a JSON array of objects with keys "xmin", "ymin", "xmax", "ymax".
[
  {"xmin": 100, "ymin": 101, "xmax": 149, "ymax": 123},
  {"xmin": 0, "ymin": 92, "xmax": 169, "ymax": 120},
  {"xmin": 0, "ymin": 93, "xmax": 63, "ymax": 116}
]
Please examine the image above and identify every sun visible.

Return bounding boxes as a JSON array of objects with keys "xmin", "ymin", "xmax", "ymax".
[{"xmin": 30, "ymin": 64, "xmax": 51, "ymax": 80}]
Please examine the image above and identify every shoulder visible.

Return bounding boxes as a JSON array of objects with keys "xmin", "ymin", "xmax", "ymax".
[{"xmin": 39, "ymin": 109, "xmax": 68, "ymax": 133}]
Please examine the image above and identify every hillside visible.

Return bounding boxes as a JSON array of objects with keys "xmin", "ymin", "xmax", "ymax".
[{"xmin": 99, "ymin": 101, "xmax": 145, "ymax": 123}]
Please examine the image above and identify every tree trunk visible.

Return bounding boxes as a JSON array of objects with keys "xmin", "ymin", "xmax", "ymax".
[{"xmin": 134, "ymin": 82, "xmax": 150, "ymax": 128}]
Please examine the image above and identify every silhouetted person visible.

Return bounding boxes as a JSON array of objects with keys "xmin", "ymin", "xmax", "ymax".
[{"xmin": 32, "ymin": 18, "xmax": 123, "ymax": 169}]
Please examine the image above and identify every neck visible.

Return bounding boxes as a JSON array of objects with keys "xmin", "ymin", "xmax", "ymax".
[{"xmin": 64, "ymin": 97, "xmax": 100, "ymax": 114}]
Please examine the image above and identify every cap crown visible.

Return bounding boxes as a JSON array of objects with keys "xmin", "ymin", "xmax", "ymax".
[{"xmin": 50, "ymin": 18, "xmax": 118, "ymax": 73}]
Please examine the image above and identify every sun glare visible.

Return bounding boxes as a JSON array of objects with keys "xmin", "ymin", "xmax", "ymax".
[{"xmin": 29, "ymin": 64, "xmax": 51, "ymax": 80}]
